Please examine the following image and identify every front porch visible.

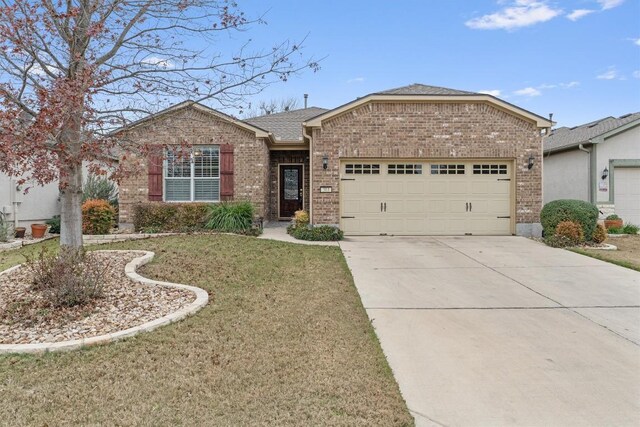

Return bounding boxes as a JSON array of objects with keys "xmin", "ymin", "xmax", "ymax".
[{"xmin": 268, "ymin": 150, "xmax": 310, "ymax": 221}]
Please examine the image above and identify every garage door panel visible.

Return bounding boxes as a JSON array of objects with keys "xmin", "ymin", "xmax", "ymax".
[
  {"xmin": 340, "ymin": 160, "xmax": 512, "ymax": 235},
  {"xmin": 614, "ymin": 168, "xmax": 640, "ymax": 225}
]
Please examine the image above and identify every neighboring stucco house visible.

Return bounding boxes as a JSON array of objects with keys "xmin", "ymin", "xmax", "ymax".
[
  {"xmin": 0, "ymin": 174, "xmax": 60, "ymax": 229},
  {"xmin": 117, "ymin": 84, "xmax": 552, "ymax": 236},
  {"xmin": 543, "ymin": 113, "xmax": 640, "ymax": 225}
]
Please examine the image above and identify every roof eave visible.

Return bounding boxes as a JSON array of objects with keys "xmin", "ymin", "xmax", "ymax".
[{"xmin": 304, "ymin": 94, "xmax": 552, "ymax": 128}]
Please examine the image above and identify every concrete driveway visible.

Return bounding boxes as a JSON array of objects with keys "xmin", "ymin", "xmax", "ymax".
[{"xmin": 340, "ymin": 236, "xmax": 640, "ymax": 427}]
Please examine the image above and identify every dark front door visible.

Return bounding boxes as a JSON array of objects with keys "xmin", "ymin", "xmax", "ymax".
[{"xmin": 279, "ymin": 165, "xmax": 303, "ymax": 218}]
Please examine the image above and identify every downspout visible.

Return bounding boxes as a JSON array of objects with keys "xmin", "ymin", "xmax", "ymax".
[
  {"xmin": 578, "ymin": 143, "xmax": 594, "ymax": 203},
  {"xmin": 303, "ymin": 125, "xmax": 314, "ymax": 225}
]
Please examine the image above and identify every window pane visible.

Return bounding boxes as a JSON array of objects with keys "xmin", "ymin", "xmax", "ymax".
[
  {"xmin": 194, "ymin": 179, "xmax": 219, "ymax": 201},
  {"xmin": 194, "ymin": 146, "xmax": 220, "ymax": 178},
  {"xmin": 165, "ymin": 179, "xmax": 191, "ymax": 201},
  {"xmin": 166, "ymin": 150, "xmax": 191, "ymax": 178}
]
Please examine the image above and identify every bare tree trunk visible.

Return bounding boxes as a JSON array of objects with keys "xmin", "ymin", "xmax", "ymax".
[{"xmin": 59, "ymin": 161, "xmax": 84, "ymax": 249}]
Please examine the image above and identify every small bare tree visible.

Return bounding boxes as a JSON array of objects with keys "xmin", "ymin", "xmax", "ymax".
[{"xmin": 0, "ymin": 0, "xmax": 318, "ymax": 250}]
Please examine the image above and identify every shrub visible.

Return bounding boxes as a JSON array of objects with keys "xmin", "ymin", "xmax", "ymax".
[
  {"xmin": 46, "ymin": 215, "xmax": 61, "ymax": 234},
  {"xmin": 543, "ymin": 235, "xmax": 575, "ymax": 248},
  {"xmin": 82, "ymin": 199, "xmax": 116, "ymax": 235},
  {"xmin": 83, "ymin": 173, "xmax": 118, "ymax": 207},
  {"xmin": 606, "ymin": 214, "xmax": 620, "ymax": 220},
  {"xmin": 592, "ymin": 224, "xmax": 607, "ymax": 244},
  {"xmin": 555, "ymin": 220, "xmax": 584, "ymax": 245},
  {"xmin": 622, "ymin": 223, "xmax": 639, "ymax": 235},
  {"xmin": 205, "ymin": 201, "xmax": 255, "ymax": 232},
  {"xmin": 293, "ymin": 210, "xmax": 309, "ymax": 227},
  {"xmin": 540, "ymin": 199, "xmax": 599, "ymax": 241},
  {"xmin": 27, "ymin": 248, "xmax": 106, "ymax": 307},
  {"xmin": 287, "ymin": 224, "xmax": 344, "ymax": 241},
  {"xmin": 133, "ymin": 202, "xmax": 208, "ymax": 232},
  {"xmin": 608, "ymin": 227, "xmax": 623, "ymax": 234},
  {"xmin": 0, "ymin": 212, "xmax": 12, "ymax": 242}
]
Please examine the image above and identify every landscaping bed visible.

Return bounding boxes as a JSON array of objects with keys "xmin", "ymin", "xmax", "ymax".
[
  {"xmin": 0, "ymin": 251, "xmax": 195, "ymax": 344},
  {"xmin": 0, "ymin": 235, "xmax": 412, "ymax": 426},
  {"xmin": 571, "ymin": 234, "xmax": 640, "ymax": 272}
]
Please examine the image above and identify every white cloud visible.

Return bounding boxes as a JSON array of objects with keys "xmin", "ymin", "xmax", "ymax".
[
  {"xmin": 634, "ymin": 38, "xmax": 640, "ymax": 46},
  {"xmin": 141, "ymin": 56, "xmax": 174, "ymax": 68},
  {"xmin": 597, "ymin": 66, "xmax": 618, "ymax": 80},
  {"xmin": 347, "ymin": 77, "xmax": 365, "ymax": 84},
  {"xmin": 514, "ymin": 87, "xmax": 541, "ymax": 96},
  {"xmin": 597, "ymin": 0, "xmax": 624, "ymax": 10},
  {"xmin": 465, "ymin": 1, "xmax": 562, "ymax": 30},
  {"xmin": 633, "ymin": 70, "xmax": 640, "ymax": 79},
  {"xmin": 560, "ymin": 81, "xmax": 580, "ymax": 88},
  {"xmin": 567, "ymin": 9, "xmax": 596, "ymax": 21},
  {"xmin": 28, "ymin": 63, "xmax": 60, "ymax": 77}
]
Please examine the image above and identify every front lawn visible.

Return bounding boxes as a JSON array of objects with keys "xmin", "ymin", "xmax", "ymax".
[
  {"xmin": 0, "ymin": 235, "xmax": 412, "ymax": 426},
  {"xmin": 571, "ymin": 235, "xmax": 640, "ymax": 272}
]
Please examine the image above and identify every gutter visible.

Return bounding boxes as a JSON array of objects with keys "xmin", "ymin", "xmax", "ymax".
[
  {"xmin": 578, "ymin": 143, "xmax": 596, "ymax": 203},
  {"xmin": 303, "ymin": 126, "xmax": 314, "ymax": 225}
]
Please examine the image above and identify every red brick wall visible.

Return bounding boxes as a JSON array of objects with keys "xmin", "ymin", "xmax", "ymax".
[
  {"xmin": 118, "ymin": 106, "xmax": 269, "ymax": 223},
  {"xmin": 310, "ymin": 101, "xmax": 543, "ymax": 228}
]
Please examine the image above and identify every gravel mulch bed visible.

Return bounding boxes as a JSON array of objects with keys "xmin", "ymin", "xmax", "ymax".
[{"xmin": 0, "ymin": 251, "xmax": 195, "ymax": 344}]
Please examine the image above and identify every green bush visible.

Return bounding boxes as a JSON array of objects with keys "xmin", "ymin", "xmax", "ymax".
[
  {"xmin": 606, "ymin": 214, "xmax": 620, "ymax": 220},
  {"xmin": 46, "ymin": 215, "xmax": 61, "ymax": 234},
  {"xmin": 607, "ymin": 227, "xmax": 623, "ymax": 234},
  {"xmin": 83, "ymin": 173, "xmax": 118, "ymax": 207},
  {"xmin": 133, "ymin": 202, "xmax": 209, "ymax": 232},
  {"xmin": 540, "ymin": 199, "xmax": 599, "ymax": 241},
  {"xmin": 206, "ymin": 202, "xmax": 254, "ymax": 232},
  {"xmin": 622, "ymin": 223, "xmax": 639, "ymax": 234},
  {"xmin": 287, "ymin": 224, "xmax": 344, "ymax": 241}
]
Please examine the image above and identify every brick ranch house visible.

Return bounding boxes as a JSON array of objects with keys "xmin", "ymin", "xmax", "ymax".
[{"xmin": 116, "ymin": 84, "xmax": 553, "ymax": 236}]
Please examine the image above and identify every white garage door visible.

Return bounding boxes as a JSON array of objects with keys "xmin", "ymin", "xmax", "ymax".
[
  {"xmin": 340, "ymin": 161, "xmax": 513, "ymax": 235},
  {"xmin": 614, "ymin": 167, "xmax": 640, "ymax": 226}
]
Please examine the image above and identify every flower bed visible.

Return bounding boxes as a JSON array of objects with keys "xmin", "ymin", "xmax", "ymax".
[{"xmin": 0, "ymin": 251, "xmax": 206, "ymax": 349}]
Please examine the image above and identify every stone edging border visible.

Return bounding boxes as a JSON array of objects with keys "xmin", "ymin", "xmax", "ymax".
[{"xmin": 0, "ymin": 250, "xmax": 208, "ymax": 354}]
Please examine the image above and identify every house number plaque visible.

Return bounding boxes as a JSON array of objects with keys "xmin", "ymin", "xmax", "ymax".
[{"xmin": 320, "ymin": 186, "xmax": 332, "ymax": 193}]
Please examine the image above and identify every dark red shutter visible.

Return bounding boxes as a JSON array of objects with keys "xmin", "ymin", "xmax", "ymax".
[
  {"xmin": 220, "ymin": 144, "xmax": 234, "ymax": 201},
  {"xmin": 148, "ymin": 146, "xmax": 163, "ymax": 201}
]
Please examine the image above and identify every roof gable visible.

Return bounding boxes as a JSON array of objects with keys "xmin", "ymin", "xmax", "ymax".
[
  {"xmin": 305, "ymin": 84, "xmax": 552, "ymax": 128},
  {"xmin": 113, "ymin": 101, "xmax": 271, "ymax": 138}
]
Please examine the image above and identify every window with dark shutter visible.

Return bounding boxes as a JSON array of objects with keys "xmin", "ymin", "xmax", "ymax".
[
  {"xmin": 220, "ymin": 144, "xmax": 234, "ymax": 200},
  {"xmin": 147, "ymin": 146, "xmax": 164, "ymax": 201}
]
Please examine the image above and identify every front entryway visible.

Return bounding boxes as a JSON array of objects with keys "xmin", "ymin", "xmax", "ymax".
[
  {"xmin": 279, "ymin": 164, "xmax": 304, "ymax": 218},
  {"xmin": 340, "ymin": 160, "xmax": 514, "ymax": 235}
]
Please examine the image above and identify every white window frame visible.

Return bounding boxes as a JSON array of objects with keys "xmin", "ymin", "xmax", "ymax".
[{"xmin": 163, "ymin": 146, "xmax": 220, "ymax": 202}]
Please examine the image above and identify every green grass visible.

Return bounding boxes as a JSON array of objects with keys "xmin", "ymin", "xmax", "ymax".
[
  {"xmin": 571, "ymin": 248, "xmax": 640, "ymax": 272},
  {"xmin": 0, "ymin": 235, "xmax": 413, "ymax": 426}
]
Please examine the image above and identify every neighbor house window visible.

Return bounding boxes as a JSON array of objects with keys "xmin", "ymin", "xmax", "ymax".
[{"xmin": 164, "ymin": 146, "xmax": 220, "ymax": 201}]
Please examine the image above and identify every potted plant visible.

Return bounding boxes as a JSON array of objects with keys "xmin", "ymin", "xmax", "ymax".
[
  {"xmin": 604, "ymin": 214, "xmax": 623, "ymax": 230},
  {"xmin": 14, "ymin": 227, "xmax": 26, "ymax": 238},
  {"xmin": 31, "ymin": 223, "xmax": 48, "ymax": 239}
]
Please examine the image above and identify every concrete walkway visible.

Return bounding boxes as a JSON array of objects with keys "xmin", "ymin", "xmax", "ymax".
[{"xmin": 340, "ymin": 236, "xmax": 640, "ymax": 426}]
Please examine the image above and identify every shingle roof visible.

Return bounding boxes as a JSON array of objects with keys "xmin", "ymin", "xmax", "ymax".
[
  {"xmin": 373, "ymin": 83, "xmax": 478, "ymax": 96},
  {"xmin": 544, "ymin": 112, "xmax": 640, "ymax": 152},
  {"xmin": 245, "ymin": 107, "xmax": 328, "ymax": 141}
]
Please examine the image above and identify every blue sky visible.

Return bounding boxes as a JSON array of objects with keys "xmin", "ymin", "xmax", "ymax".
[{"xmin": 235, "ymin": 0, "xmax": 640, "ymax": 127}]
